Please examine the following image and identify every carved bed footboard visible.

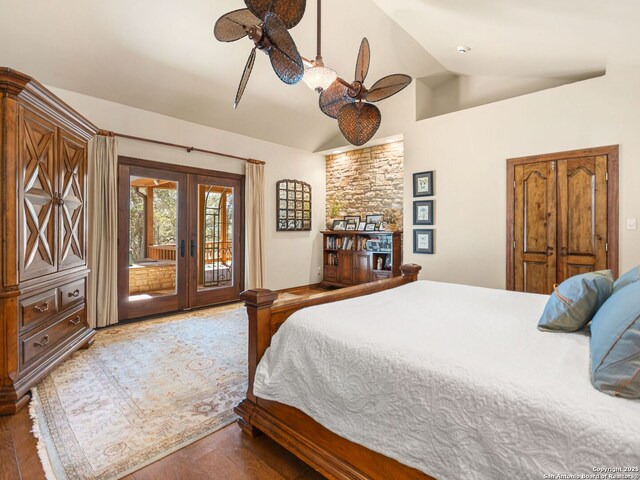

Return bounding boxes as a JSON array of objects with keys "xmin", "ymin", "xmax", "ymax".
[{"xmin": 235, "ymin": 264, "xmax": 435, "ymax": 480}]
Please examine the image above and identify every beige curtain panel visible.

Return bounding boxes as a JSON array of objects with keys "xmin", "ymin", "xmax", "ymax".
[
  {"xmin": 246, "ymin": 162, "xmax": 266, "ymax": 289},
  {"xmin": 87, "ymin": 135, "xmax": 119, "ymax": 328}
]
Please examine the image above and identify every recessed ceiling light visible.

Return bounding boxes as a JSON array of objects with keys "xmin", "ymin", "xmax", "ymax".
[
  {"xmin": 457, "ymin": 45, "xmax": 471, "ymax": 54},
  {"xmin": 332, "ymin": 150, "xmax": 343, "ymax": 154}
]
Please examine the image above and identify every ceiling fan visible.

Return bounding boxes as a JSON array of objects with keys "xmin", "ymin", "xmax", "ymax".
[
  {"xmin": 213, "ymin": 0, "xmax": 413, "ymax": 147},
  {"xmin": 214, "ymin": 0, "xmax": 306, "ymax": 108},
  {"xmin": 319, "ymin": 38, "xmax": 412, "ymax": 146}
]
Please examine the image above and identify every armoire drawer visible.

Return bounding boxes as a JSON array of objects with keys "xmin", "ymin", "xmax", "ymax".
[
  {"xmin": 59, "ymin": 279, "xmax": 85, "ymax": 312},
  {"xmin": 21, "ymin": 307, "xmax": 86, "ymax": 369},
  {"xmin": 20, "ymin": 289, "xmax": 59, "ymax": 331}
]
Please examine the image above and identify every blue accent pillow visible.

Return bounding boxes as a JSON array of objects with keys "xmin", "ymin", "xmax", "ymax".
[
  {"xmin": 613, "ymin": 265, "xmax": 640, "ymax": 295},
  {"xmin": 590, "ymin": 281, "xmax": 640, "ymax": 398},
  {"xmin": 538, "ymin": 270, "xmax": 613, "ymax": 332}
]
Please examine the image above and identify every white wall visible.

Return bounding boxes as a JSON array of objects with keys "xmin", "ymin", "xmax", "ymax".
[
  {"xmin": 403, "ymin": 65, "xmax": 640, "ymax": 289},
  {"xmin": 50, "ymin": 87, "xmax": 326, "ymax": 291}
]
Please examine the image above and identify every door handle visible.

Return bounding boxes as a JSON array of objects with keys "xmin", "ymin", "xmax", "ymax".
[
  {"xmin": 180, "ymin": 240, "xmax": 185, "ymax": 257},
  {"xmin": 191, "ymin": 240, "xmax": 196, "ymax": 257},
  {"xmin": 546, "ymin": 246, "xmax": 554, "ymax": 256},
  {"xmin": 561, "ymin": 247, "xmax": 567, "ymax": 257}
]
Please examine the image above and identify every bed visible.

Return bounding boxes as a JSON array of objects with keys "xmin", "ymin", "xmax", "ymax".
[{"xmin": 235, "ymin": 265, "xmax": 640, "ymax": 480}]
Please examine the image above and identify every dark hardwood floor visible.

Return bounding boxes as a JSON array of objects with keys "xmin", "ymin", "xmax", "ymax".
[
  {"xmin": 0, "ymin": 408, "xmax": 325, "ymax": 479},
  {"xmin": 0, "ymin": 284, "xmax": 334, "ymax": 480}
]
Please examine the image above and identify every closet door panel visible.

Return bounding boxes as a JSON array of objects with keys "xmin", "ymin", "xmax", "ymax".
[
  {"xmin": 58, "ymin": 130, "xmax": 87, "ymax": 271},
  {"xmin": 557, "ymin": 156, "xmax": 608, "ymax": 283},
  {"xmin": 514, "ymin": 162, "xmax": 556, "ymax": 294},
  {"xmin": 18, "ymin": 107, "xmax": 58, "ymax": 281}
]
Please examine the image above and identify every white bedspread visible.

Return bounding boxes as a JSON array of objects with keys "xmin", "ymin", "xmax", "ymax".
[{"xmin": 254, "ymin": 281, "xmax": 640, "ymax": 480}]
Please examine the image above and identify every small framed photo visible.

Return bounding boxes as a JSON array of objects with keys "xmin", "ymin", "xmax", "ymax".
[
  {"xmin": 365, "ymin": 223, "xmax": 376, "ymax": 231},
  {"xmin": 413, "ymin": 171, "xmax": 434, "ymax": 197},
  {"xmin": 344, "ymin": 215, "xmax": 361, "ymax": 228},
  {"xmin": 357, "ymin": 223, "xmax": 366, "ymax": 231},
  {"xmin": 413, "ymin": 200, "xmax": 434, "ymax": 225},
  {"xmin": 332, "ymin": 219, "xmax": 347, "ymax": 231},
  {"xmin": 346, "ymin": 223, "xmax": 357, "ymax": 231},
  {"xmin": 365, "ymin": 214, "xmax": 383, "ymax": 225},
  {"xmin": 414, "ymin": 229, "xmax": 434, "ymax": 254}
]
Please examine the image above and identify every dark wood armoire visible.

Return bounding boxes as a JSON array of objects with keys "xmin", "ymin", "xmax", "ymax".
[{"xmin": 0, "ymin": 68, "xmax": 96, "ymax": 414}]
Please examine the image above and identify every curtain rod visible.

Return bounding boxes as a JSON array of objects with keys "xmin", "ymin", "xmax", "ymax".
[{"xmin": 96, "ymin": 130, "xmax": 266, "ymax": 165}]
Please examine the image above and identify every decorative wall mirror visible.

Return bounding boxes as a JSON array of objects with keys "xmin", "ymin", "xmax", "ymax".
[{"xmin": 276, "ymin": 179, "xmax": 312, "ymax": 231}]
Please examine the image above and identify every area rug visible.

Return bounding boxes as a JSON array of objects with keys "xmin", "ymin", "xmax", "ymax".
[{"xmin": 30, "ymin": 303, "xmax": 248, "ymax": 480}]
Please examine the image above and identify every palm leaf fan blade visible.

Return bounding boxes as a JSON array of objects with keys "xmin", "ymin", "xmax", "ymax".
[
  {"xmin": 264, "ymin": 12, "xmax": 304, "ymax": 84},
  {"xmin": 365, "ymin": 74, "xmax": 412, "ymax": 102},
  {"xmin": 355, "ymin": 38, "xmax": 371, "ymax": 84},
  {"xmin": 234, "ymin": 47, "xmax": 257, "ymax": 109},
  {"xmin": 214, "ymin": 9, "xmax": 261, "ymax": 42},
  {"xmin": 244, "ymin": 0, "xmax": 306, "ymax": 29},
  {"xmin": 338, "ymin": 103, "xmax": 381, "ymax": 146},
  {"xmin": 319, "ymin": 81, "xmax": 355, "ymax": 119}
]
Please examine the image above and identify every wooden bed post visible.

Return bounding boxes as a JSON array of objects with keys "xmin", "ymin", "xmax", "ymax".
[
  {"xmin": 400, "ymin": 263, "xmax": 421, "ymax": 281},
  {"xmin": 235, "ymin": 288, "xmax": 277, "ymax": 437}
]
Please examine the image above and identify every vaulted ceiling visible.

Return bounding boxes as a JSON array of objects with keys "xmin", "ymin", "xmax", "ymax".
[{"xmin": 0, "ymin": 0, "xmax": 638, "ymax": 152}]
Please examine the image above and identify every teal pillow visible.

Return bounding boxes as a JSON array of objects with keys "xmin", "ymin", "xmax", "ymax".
[
  {"xmin": 613, "ymin": 265, "xmax": 640, "ymax": 295},
  {"xmin": 590, "ymin": 281, "xmax": 640, "ymax": 398},
  {"xmin": 538, "ymin": 270, "xmax": 613, "ymax": 332}
]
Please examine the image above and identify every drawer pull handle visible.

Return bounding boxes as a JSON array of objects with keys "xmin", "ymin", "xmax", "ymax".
[
  {"xmin": 34, "ymin": 335, "xmax": 50, "ymax": 347},
  {"xmin": 68, "ymin": 290, "xmax": 81, "ymax": 298},
  {"xmin": 34, "ymin": 302, "xmax": 50, "ymax": 313},
  {"xmin": 69, "ymin": 316, "xmax": 81, "ymax": 326}
]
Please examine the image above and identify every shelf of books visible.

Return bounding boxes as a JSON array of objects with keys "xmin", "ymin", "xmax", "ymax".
[{"xmin": 321, "ymin": 231, "xmax": 402, "ymax": 287}]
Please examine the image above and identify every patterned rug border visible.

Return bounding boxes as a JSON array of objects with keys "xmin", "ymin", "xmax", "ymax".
[
  {"xmin": 29, "ymin": 303, "xmax": 248, "ymax": 480},
  {"xmin": 31, "ymin": 382, "xmax": 240, "ymax": 480}
]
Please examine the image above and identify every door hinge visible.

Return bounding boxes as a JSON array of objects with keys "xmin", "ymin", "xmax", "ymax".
[
  {"xmin": 551, "ymin": 161, "xmax": 556, "ymax": 171},
  {"xmin": 513, "ymin": 241, "xmax": 516, "ymax": 250},
  {"xmin": 513, "ymin": 180, "xmax": 516, "ymax": 189},
  {"xmin": 606, "ymin": 172, "xmax": 609, "ymax": 181},
  {"xmin": 605, "ymin": 242, "xmax": 609, "ymax": 252}
]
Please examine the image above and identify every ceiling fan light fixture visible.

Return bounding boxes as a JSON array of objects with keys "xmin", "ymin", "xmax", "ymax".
[{"xmin": 303, "ymin": 57, "xmax": 337, "ymax": 93}]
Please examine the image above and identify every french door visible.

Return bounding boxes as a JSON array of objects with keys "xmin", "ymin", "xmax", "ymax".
[
  {"xmin": 507, "ymin": 146, "xmax": 619, "ymax": 294},
  {"xmin": 118, "ymin": 158, "xmax": 244, "ymax": 321}
]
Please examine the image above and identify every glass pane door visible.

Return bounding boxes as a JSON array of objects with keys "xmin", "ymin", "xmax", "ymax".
[
  {"xmin": 118, "ymin": 165, "xmax": 187, "ymax": 320},
  {"xmin": 189, "ymin": 175, "xmax": 243, "ymax": 307}
]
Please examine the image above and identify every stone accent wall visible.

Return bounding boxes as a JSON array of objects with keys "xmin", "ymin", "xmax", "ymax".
[
  {"xmin": 325, "ymin": 142, "xmax": 403, "ymax": 225},
  {"xmin": 129, "ymin": 263, "xmax": 176, "ymax": 294}
]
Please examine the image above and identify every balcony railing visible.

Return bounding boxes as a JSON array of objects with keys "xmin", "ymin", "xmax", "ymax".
[{"xmin": 146, "ymin": 243, "xmax": 232, "ymax": 264}]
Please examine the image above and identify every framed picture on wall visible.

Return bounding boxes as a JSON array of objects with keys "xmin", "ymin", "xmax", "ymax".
[
  {"xmin": 413, "ymin": 171, "xmax": 434, "ymax": 197},
  {"xmin": 413, "ymin": 200, "xmax": 434, "ymax": 225},
  {"xmin": 414, "ymin": 229, "xmax": 435, "ymax": 254}
]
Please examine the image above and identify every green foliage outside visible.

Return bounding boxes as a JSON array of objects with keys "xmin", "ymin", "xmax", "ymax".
[{"xmin": 129, "ymin": 186, "xmax": 177, "ymax": 261}]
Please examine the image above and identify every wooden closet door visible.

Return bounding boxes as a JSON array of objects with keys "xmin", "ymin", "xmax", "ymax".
[
  {"xmin": 514, "ymin": 162, "xmax": 557, "ymax": 294},
  {"xmin": 18, "ymin": 107, "xmax": 58, "ymax": 281},
  {"xmin": 556, "ymin": 156, "xmax": 608, "ymax": 282},
  {"xmin": 58, "ymin": 130, "xmax": 87, "ymax": 271}
]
